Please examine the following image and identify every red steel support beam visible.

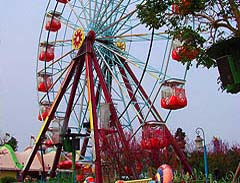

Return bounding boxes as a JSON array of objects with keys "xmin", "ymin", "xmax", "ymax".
[
  {"xmin": 85, "ymin": 32, "xmax": 103, "ymax": 183},
  {"xmin": 120, "ymin": 58, "xmax": 162, "ymax": 121},
  {"xmin": 80, "ymin": 81, "xmax": 102, "ymax": 159},
  {"xmin": 50, "ymin": 58, "xmax": 84, "ymax": 175}
]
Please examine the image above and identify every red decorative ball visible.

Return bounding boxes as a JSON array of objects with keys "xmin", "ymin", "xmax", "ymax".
[
  {"xmin": 84, "ymin": 176, "xmax": 95, "ymax": 183},
  {"xmin": 45, "ymin": 139, "xmax": 53, "ymax": 147},
  {"xmin": 76, "ymin": 175, "xmax": 84, "ymax": 182}
]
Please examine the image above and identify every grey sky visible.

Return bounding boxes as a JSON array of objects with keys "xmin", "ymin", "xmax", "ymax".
[{"xmin": 0, "ymin": 1, "xmax": 239, "ymax": 151}]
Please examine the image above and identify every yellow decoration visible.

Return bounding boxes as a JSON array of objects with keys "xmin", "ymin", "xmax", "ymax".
[
  {"xmin": 36, "ymin": 116, "xmax": 49, "ymax": 143},
  {"xmin": 115, "ymin": 41, "xmax": 126, "ymax": 51},
  {"xmin": 72, "ymin": 28, "xmax": 84, "ymax": 50}
]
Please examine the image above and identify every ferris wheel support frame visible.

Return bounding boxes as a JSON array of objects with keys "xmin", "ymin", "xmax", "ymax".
[
  {"xmin": 24, "ymin": 22, "xmax": 192, "ymax": 179},
  {"xmin": 118, "ymin": 58, "xmax": 193, "ymax": 175},
  {"xmin": 21, "ymin": 31, "xmax": 140, "ymax": 181}
]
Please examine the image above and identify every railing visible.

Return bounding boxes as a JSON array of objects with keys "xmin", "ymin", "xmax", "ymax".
[
  {"xmin": 115, "ymin": 178, "xmax": 153, "ymax": 183},
  {"xmin": 173, "ymin": 169, "xmax": 240, "ymax": 183}
]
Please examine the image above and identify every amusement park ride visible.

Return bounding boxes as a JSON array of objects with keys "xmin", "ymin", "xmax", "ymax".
[{"xmin": 20, "ymin": 0, "xmax": 197, "ymax": 182}]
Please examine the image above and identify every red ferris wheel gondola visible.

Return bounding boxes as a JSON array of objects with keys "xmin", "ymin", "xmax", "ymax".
[
  {"xmin": 45, "ymin": 11, "xmax": 62, "ymax": 32},
  {"xmin": 141, "ymin": 121, "xmax": 169, "ymax": 150},
  {"xmin": 161, "ymin": 79, "xmax": 187, "ymax": 110}
]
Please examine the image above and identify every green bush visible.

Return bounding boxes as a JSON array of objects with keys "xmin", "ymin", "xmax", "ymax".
[{"xmin": 0, "ymin": 176, "xmax": 17, "ymax": 183}]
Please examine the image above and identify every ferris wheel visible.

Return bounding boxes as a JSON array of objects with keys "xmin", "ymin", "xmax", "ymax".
[{"xmin": 21, "ymin": 0, "xmax": 192, "ymax": 181}]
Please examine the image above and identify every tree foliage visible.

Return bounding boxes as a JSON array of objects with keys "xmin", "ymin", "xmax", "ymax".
[
  {"xmin": 0, "ymin": 133, "xmax": 18, "ymax": 151},
  {"xmin": 187, "ymin": 137, "xmax": 240, "ymax": 179},
  {"xmin": 137, "ymin": 0, "xmax": 240, "ymax": 68},
  {"xmin": 0, "ymin": 176, "xmax": 17, "ymax": 183}
]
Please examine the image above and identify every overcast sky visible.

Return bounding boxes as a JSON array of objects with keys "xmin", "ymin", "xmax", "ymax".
[{"xmin": 0, "ymin": 1, "xmax": 239, "ymax": 151}]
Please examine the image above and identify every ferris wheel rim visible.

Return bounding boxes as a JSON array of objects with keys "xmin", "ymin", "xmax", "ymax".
[{"xmin": 36, "ymin": 0, "xmax": 175, "ymax": 138}]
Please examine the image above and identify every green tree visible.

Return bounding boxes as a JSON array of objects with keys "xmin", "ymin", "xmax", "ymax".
[
  {"xmin": 187, "ymin": 137, "xmax": 240, "ymax": 179},
  {"xmin": 0, "ymin": 133, "xmax": 18, "ymax": 151},
  {"xmin": 0, "ymin": 176, "xmax": 17, "ymax": 183},
  {"xmin": 137, "ymin": 0, "xmax": 240, "ymax": 68},
  {"xmin": 6, "ymin": 136, "xmax": 18, "ymax": 151}
]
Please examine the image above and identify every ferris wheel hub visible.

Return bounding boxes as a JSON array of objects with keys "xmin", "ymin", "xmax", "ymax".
[{"xmin": 86, "ymin": 30, "xmax": 96, "ymax": 43}]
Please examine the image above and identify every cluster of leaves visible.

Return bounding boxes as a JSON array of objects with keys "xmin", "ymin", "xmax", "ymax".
[
  {"xmin": 137, "ymin": 0, "xmax": 240, "ymax": 68},
  {"xmin": 137, "ymin": 0, "xmax": 205, "ymax": 30},
  {"xmin": 137, "ymin": 0, "xmax": 173, "ymax": 30}
]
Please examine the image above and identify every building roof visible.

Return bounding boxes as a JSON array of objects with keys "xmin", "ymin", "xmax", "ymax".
[{"xmin": 0, "ymin": 145, "xmax": 56, "ymax": 172}]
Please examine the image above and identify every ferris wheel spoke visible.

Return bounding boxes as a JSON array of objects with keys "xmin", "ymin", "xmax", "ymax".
[
  {"xmin": 71, "ymin": 91, "xmax": 85, "ymax": 126},
  {"xmin": 110, "ymin": 0, "xmax": 130, "ymax": 25},
  {"xmin": 66, "ymin": 1, "xmax": 87, "ymax": 30},
  {"xmin": 116, "ymin": 32, "xmax": 170, "ymax": 42},
  {"xmin": 97, "ymin": 8, "xmax": 136, "ymax": 36},
  {"xmin": 95, "ymin": 41, "xmax": 164, "ymax": 80},
  {"xmin": 111, "ymin": 2, "xmax": 140, "ymax": 35},
  {"xmin": 94, "ymin": 46, "xmax": 124, "ymax": 91},
  {"xmin": 95, "ymin": 0, "xmax": 134, "ymax": 34},
  {"xmin": 68, "ymin": 75, "xmax": 89, "ymax": 123},
  {"xmin": 76, "ymin": 0, "xmax": 91, "ymax": 28},
  {"xmin": 111, "ymin": 64, "xmax": 132, "ymax": 128},
  {"xmin": 44, "ymin": 39, "xmax": 72, "ymax": 47},
  {"xmin": 101, "ymin": 32, "xmax": 170, "ymax": 43},
  {"xmin": 112, "ymin": 17, "xmax": 139, "ymax": 37},
  {"xmin": 95, "ymin": 45, "xmax": 147, "ymax": 127},
  {"xmin": 88, "ymin": 0, "xmax": 93, "ymax": 24},
  {"xmin": 94, "ymin": 0, "xmax": 118, "ymax": 32},
  {"xmin": 111, "ymin": 0, "xmax": 141, "ymax": 31},
  {"xmin": 92, "ymin": 1, "xmax": 100, "ymax": 27},
  {"xmin": 92, "ymin": 0, "xmax": 105, "ymax": 29}
]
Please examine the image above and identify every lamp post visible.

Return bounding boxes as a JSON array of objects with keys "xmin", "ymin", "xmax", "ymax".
[{"xmin": 195, "ymin": 127, "xmax": 208, "ymax": 183}]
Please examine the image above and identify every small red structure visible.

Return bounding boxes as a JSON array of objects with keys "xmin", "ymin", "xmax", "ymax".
[
  {"xmin": 37, "ymin": 72, "xmax": 53, "ymax": 92},
  {"xmin": 45, "ymin": 12, "xmax": 61, "ymax": 32},
  {"xmin": 38, "ymin": 101, "xmax": 52, "ymax": 121},
  {"xmin": 57, "ymin": 160, "xmax": 82, "ymax": 169},
  {"xmin": 44, "ymin": 139, "xmax": 53, "ymax": 147},
  {"xmin": 56, "ymin": 0, "xmax": 69, "ymax": 4},
  {"xmin": 141, "ymin": 121, "xmax": 169, "ymax": 150},
  {"xmin": 84, "ymin": 176, "xmax": 95, "ymax": 183},
  {"xmin": 57, "ymin": 160, "xmax": 72, "ymax": 169},
  {"xmin": 172, "ymin": 46, "xmax": 199, "ymax": 61},
  {"xmin": 161, "ymin": 79, "xmax": 187, "ymax": 110},
  {"xmin": 38, "ymin": 42, "xmax": 55, "ymax": 62}
]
